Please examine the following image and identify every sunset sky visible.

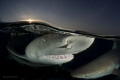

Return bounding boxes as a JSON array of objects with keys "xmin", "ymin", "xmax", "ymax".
[{"xmin": 0, "ymin": 0, "xmax": 120, "ymax": 35}]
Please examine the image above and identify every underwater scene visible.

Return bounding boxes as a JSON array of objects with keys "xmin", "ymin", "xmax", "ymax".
[
  {"xmin": 0, "ymin": 0, "xmax": 120, "ymax": 80},
  {"xmin": 0, "ymin": 21, "xmax": 120, "ymax": 80}
]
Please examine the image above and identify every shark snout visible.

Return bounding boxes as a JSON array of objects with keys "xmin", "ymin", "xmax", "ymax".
[{"xmin": 70, "ymin": 67, "xmax": 98, "ymax": 79}]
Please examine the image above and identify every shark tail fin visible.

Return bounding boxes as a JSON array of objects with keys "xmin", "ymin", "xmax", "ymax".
[{"xmin": 112, "ymin": 41, "xmax": 120, "ymax": 49}]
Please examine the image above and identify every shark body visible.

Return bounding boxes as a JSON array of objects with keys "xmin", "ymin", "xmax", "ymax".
[
  {"xmin": 71, "ymin": 42, "xmax": 120, "ymax": 79},
  {"xmin": 7, "ymin": 33, "xmax": 94, "ymax": 66}
]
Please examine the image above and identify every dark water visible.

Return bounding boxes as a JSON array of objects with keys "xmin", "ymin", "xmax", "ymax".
[{"xmin": 0, "ymin": 33, "xmax": 119, "ymax": 80}]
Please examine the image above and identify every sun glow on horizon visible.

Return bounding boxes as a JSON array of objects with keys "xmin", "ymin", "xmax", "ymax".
[
  {"xmin": 27, "ymin": 19, "xmax": 33, "ymax": 23},
  {"xmin": 18, "ymin": 19, "xmax": 52, "ymax": 26},
  {"xmin": 19, "ymin": 19, "xmax": 35, "ymax": 23}
]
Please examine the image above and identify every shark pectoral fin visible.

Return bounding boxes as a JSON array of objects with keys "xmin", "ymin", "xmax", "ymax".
[{"xmin": 111, "ymin": 69, "xmax": 120, "ymax": 76}]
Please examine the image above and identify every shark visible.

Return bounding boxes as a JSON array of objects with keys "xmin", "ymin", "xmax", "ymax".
[
  {"xmin": 7, "ymin": 33, "xmax": 94, "ymax": 66},
  {"xmin": 70, "ymin": 41, "xmax": 120, "ymax": 79}
]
